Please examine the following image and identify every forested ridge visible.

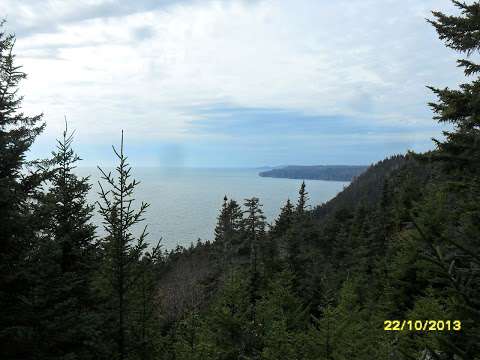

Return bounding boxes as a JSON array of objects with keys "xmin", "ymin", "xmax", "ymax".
[
  {"xmin": 259, "ymin": 165, "xmax": 368, "ymax": 181},
  {"xmin": 1, "ymin": 1, "xmax": 480, "ymax": 359}
]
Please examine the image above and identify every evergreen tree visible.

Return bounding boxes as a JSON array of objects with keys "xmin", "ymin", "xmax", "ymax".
[
  {"xmin": 214, "ymin": 195, "xmax": 243, "ymax": 267},
  {"xmin": 312, "ymin": 278, "xmax": 373, "ymax": 360},
  {"xmin": 31, "ymin": 123, "xmax": 103, "ymax": 359},
  {"xmin": 296, "ymin": 181, "xmax": 309, "ymax": 214},
  {"xmin": 260, "ymin": 199, "xmax": 296, "ymax": 275},
  {"xmin": 43, "ymin": 122, "xmax": 97, "ymax": 274},
  {"xmin": 214, "ymin": 196, "xmax": 230, "ymax": 243},
  {"xmin": 427, "ymin": 0, "xmax": 480, "ymax": 174},
  {"xmin": 399, "ymin": 2, "xmax": 480, "ymax": 358},
  {"xmin": 97, "ymin": 132, "xmax": 159, "ymax": 360},
  {"xmin": 243, "ymin": 197, "xmax": 266, "ymax": 325},
  {"xmin": 174, "ymin": 270, "xmax": 254, "ymax": 360},
  {"xmin": 270, "ymin": 198, "xmax": 295, "ymax": 238},
  {"xmin": 258, "ymin": 270, "xmax": 312, "ymax": 360},
  {"xmin": 0, "ymin": 22, "xmax": 45, "ymax": 359},
  {"xmin": 131, "ymin": 242, "xmax": 163, "ymax": 360},
  {"xmin": 174, "ymin": 312, "xmax": 205, "ymax": 360},
  {"xmin": 284, "ymin": 182, "xmax": 313, "ymax": 291},
  {"xmin": 409, "ymin": 183, "xmax": 480, "ymax": 359}
]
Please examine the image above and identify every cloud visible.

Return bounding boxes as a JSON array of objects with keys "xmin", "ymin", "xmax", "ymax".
[
  {"xmin": 0, "ymin": 0, "xmax": 190, "ymax": 37},
  {"xmin": 1, "ymin": 0, "xmax": 464, "ymax": 165}
]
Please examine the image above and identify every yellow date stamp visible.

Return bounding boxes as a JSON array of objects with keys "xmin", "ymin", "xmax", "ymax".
[{"xmin": 384, "ymin": 320, "xmax": 461, "ymax": 332}]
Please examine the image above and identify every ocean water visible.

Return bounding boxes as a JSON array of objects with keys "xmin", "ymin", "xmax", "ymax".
[{"xmin": 77, "ymin": 167, "xmax": 349, "ymax": 249}]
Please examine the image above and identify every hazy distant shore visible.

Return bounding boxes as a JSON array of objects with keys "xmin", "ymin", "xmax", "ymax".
[{"xmin": 259, "ymin": 165, "xmax": 368, "ymax": 181}]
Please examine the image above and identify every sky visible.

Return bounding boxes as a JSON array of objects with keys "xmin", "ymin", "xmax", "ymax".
[{"xmin": 0, "ymin": 0, "xmax": 465, "ymax": 167}]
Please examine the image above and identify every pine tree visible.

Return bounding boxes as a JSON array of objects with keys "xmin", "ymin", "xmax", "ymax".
[
  {"xmin": 427, "ymin": 1, "xmax": 480, "ymax": 174},
  {"xmin": 97, "ymin": 132, "xmax": 158, "ymax": 360},
  {"xmin": 0, "ymin": 22, "xmax": 45, "ymax": 358}
]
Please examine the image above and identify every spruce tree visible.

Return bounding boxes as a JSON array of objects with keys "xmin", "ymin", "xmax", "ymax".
[
  {"xmin": 410, "ymin": 185, "xmax": 480, "ymax": 359},
  {"xmin": 32, "ymin": 123, "xmax": 103, "ymax": 359},
  {"xmin": 296, "ymin": 181, "xmax": 309, "ymax": 214},
  {"xmin": 0, "ymin": 22, "xmax": 45, "ymax": 358},
  {"xmin": 214, "ymin": 196, "xmax": 230, "ymax": 243},
  {"xmin": 427, "ymin": 0, "xmax": 480, "ymax": 174},
  {"xmin": 214, "ymin": 195, "xmax": 243, "ymax": 267},
  {"xmin": 312, "ymin": 278, "xmax": 371, "ymax": 360},
  {"xmin": 242, "ymin": 197, "xmax": 266, "ymax": 325},
  {"xmin": 285, "ymin": 182, "xmax": 311, "ymax": 287},
  {"xmin": 97, "ymin": 132, "xmax": 158, "ymax": 360},
  {"xmin": 44, "ymin": 122, "xmax": 97, "ymax": 274},
  {"xmin": 408, "ymin": 2, "xmax": 480, "ymax": 358},
  {"xmin": 270, "ymin": 198, "xmax": 295, "ymax": 238},
  {"xmin": 174, "ymin": 270, "xmax": 253, "ymax": 360},
  {"xmin": 131, "ymin": 242, "xmax": 163, "ymax": 360},
  {"xmin": 258, "ymin": 270, "xmax": 311, "ymax": 360}
]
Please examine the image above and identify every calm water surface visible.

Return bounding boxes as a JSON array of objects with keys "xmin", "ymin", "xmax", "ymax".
[{"xmin": 77, "ymin": 167, "xmax": 349, "ymax": 249}]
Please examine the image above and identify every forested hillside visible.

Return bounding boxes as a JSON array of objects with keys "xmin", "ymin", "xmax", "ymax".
[
  {"xmin": 259, "ymin": 165, "xmax": 368, "ymax": 181},
  {"xmin": 1, "ymin": 1, "xmax": 480, "ymax": 359}
]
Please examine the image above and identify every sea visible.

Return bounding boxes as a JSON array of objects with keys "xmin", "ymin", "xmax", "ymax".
[{"xmin": 76, "ymin": 167, "xmax": 349, "ymax": 250}]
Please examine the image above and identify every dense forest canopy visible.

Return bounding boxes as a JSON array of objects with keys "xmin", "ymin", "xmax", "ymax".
[{"xmin": 1, "ymin": 1, "xmax": 480, "ymax": 359}]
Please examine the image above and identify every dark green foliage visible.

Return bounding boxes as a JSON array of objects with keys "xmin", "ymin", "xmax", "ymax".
[
  {"xmin": 270, "ymin": 198, "xmax": 294, "ymax": 238},
  {"xmin": 43, "ymin": 123, "xmax": 97, "ymax": 274},
  {"xmin": 214, "ymin": 195, "xmax": 243, "ymax": 268},
  {"xmin": 0, "ymin": 22, "xmax": 161, "ymax": 360},
  {"xmin": 284, "ymin": 182, "xmax": 315, "ymax": 295},
  {"xmin": 409, "ymin": 180, "xmax": 480, "ymax": 359},
  {"xmin": 257, "ymin": 270, "xmax": 313, "ymax": 360},
  {"xmin": 243, "ymin": 197, "xmax": 266, "ymax": 325},
  {"xmin": 428, "ymin": 1, "xmax": 480, "ymax": 55},
  {"xmin": 312, "ymin": 278, "xmax": 367, "ymax": 360},
  {"xmin": 0, "ymin": 23, "xmax": 45, "ymax": 359},
  {"xmin": 2, "ymin": 1, "xmax": 480, "ymax": 358},
  {"xmin": 175, "ymin": 271, "xmax": 254, "ymax": 360},
  {"xmin": 427, "ymin": 1, "xmax": 480, "ymax": 174},
  {"xmin": 313, "ymin": 155, "xmax": 407, "ymax": 220},
  {"xmin": 296, "ymin": 181, "xmax": 309, "ymax": 214},
  {"xmin": 29, "ymin": 124, "xmax": 103, "ymax": 359},
  {"xmin": 96, "ymin": 132, "xmax": 161, "ymax": 360}
]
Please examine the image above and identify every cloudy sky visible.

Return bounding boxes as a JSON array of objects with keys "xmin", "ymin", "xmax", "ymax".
[{"xmin": 1, "ymin": 0, "xmax": 464, "ymax": 166}]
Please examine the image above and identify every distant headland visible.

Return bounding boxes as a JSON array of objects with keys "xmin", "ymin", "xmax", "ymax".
[{"xmin": 259, "ymin": 165, "xmax": 368, "ymax": 181}]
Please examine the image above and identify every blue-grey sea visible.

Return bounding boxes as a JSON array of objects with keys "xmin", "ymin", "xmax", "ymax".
[{"xmin": 77, "ymin": 167, "xmax": 349, "ymax": 250}]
